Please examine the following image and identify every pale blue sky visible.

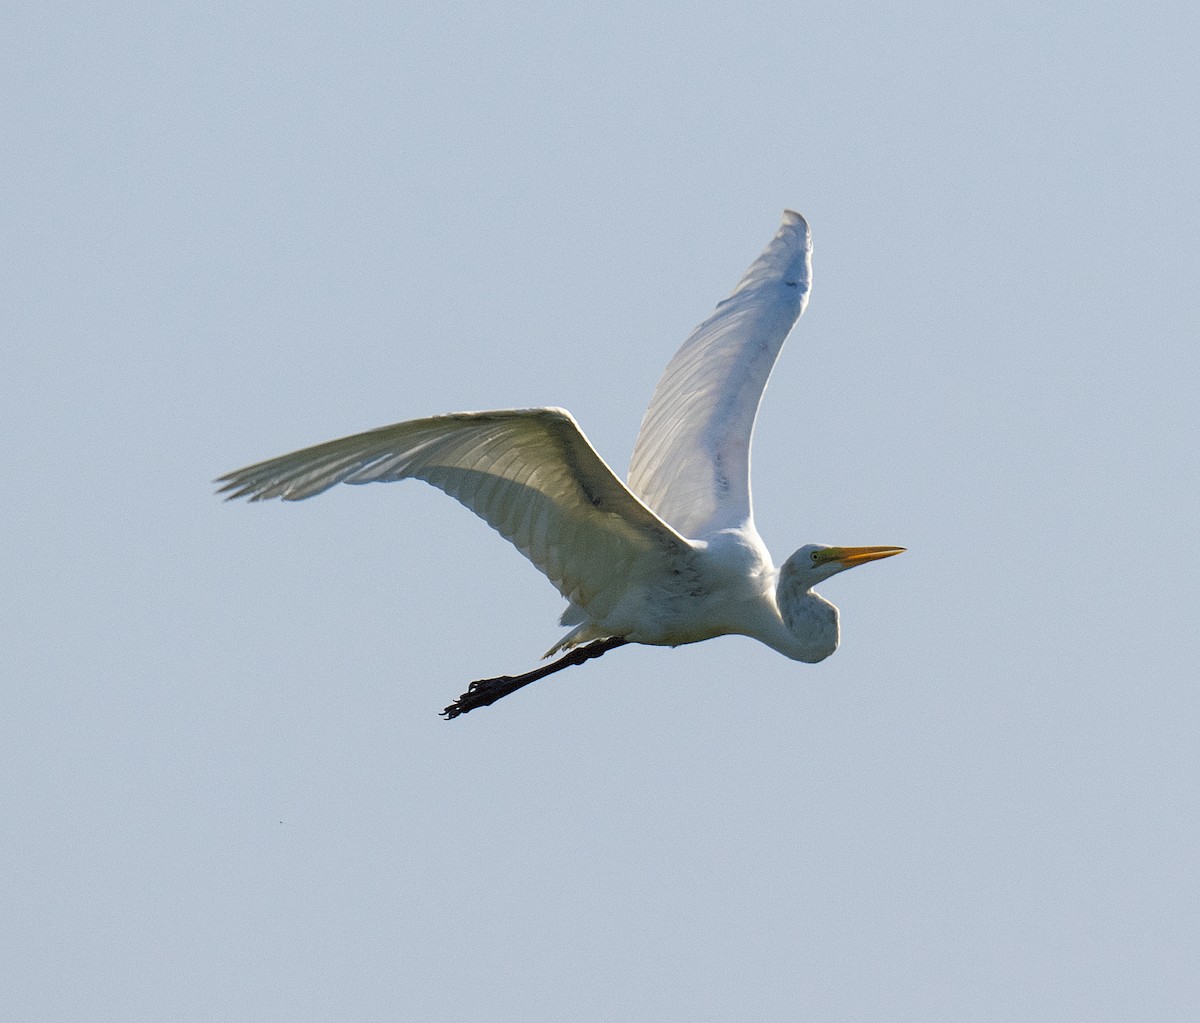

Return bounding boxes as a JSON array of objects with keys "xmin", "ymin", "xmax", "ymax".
[{"xmin": 4, "ymin": 3, "xmax": 1198, "ymax": 1019}]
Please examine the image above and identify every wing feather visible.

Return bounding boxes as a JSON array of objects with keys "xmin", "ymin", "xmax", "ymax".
[
  {"xmin": 217, "ymin": 407, "xmax": 696, "ymax": 622},
  {"xmin": 627, "ymin": 210, "xmax": 813, "ymax": 538}
]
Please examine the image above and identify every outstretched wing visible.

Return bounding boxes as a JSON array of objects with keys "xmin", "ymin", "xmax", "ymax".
[
  {"xmin": 217, "ymin": 407, "xmax": 696, "ymax": 624},
  {"xmin": 627, "ymin": 210, "xmax": 812, "ymax": 539}
]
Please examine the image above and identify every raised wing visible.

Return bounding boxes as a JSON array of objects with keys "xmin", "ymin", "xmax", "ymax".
[
  {"xmin": 217, "ymin": 408, "xmax": 696, "ymax": 625},
  {"xmin": 627, "ymin": 210, "xmax": 812, "ymax": 538}
]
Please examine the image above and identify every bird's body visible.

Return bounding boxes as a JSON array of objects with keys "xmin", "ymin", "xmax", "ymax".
[
  {"xmin": 551, "ymin": 525, "xmax": 779, "ymax": 656},
  {"xmin": 218, "ymin": 211, "xmax": 903, "ymax": 715}
]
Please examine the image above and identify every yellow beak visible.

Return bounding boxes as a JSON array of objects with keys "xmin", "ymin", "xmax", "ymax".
[{"xmin": 825, "ymin": 545, "xmax": 906, "ymax": 568}]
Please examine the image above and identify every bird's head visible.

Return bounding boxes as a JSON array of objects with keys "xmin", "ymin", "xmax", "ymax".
[{"xmin": 782, "ymin": 544, "xmax": 906, "ymax": 589}]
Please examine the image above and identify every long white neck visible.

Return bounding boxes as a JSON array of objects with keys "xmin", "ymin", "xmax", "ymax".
[{"xmin": 774, "ymin": 573, "xmax": 840, "ymax": 663}]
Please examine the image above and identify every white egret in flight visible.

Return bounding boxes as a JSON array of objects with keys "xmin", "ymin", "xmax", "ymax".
[{"xmin": 218, "ymin": 211, "xmax": 903, "ymax": 718}]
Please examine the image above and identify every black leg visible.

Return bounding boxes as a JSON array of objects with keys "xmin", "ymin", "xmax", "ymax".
[{"xmin": 440, "ymin": 637, "xmax": 629, "ymax": 719}]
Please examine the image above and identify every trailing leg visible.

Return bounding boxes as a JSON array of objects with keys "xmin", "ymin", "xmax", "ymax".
[{"xmin": 440, "ymin": 637, "xmax": 628, "ymax": 719}]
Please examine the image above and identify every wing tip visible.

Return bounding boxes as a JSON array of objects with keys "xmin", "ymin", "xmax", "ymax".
[
  {"xmin": 780, "ymin": 209, "xmax": 812, "ymax": 249},
  {"xmin": 214, "ymin": 470, "xmax": 286, "ymax": 502},
  {"xmin": 782, "ymin": 209, "xmax": 809, "ymax": 231}
]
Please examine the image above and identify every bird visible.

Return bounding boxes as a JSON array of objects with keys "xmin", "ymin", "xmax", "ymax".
[{"xmin": 217, "ymin": 211, "xmax": 903, "ymax": 718}]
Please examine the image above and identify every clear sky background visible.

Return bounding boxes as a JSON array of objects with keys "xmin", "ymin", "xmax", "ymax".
[{"xmin": 4, "ymin": 3, "xmax": 1197, "ymax": 1020}]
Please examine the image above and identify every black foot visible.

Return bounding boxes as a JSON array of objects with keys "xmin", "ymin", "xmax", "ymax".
[
  {"xmin": 441, "ymin": 674, "xmax": 522, "ymax": 720},
  {"xmin": 440, "ymin": 637, "xmax": 629, "ymax": 720}
]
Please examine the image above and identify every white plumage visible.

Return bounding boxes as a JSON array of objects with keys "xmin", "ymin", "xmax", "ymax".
[{"xmin": 218, "ymin": 211, "xmax": 903, "ymax": 716}]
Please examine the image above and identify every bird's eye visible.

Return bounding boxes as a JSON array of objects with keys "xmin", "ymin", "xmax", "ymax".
[{"xmin": 809, "ymin": 550, "xmax": 819, "ymax": 562}]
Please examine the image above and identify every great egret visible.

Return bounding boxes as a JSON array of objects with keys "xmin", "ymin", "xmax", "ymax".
[{"xmin": 218, "ymin": 211, "xmax": 903, "ymax": 718}]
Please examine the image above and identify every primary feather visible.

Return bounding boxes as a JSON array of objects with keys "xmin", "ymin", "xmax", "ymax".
[
  {"xmin": 217, "ymin": 407, "xmax": 697, "ymax": 636},
  {"xmin": 628, "ymin": 210, "xmax": 811, "ymax": 538}
]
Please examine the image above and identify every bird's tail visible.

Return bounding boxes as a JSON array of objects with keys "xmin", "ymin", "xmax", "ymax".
[{"xmin": 543, "ymin": 622, "xmax": 615, "ymax": 659}]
